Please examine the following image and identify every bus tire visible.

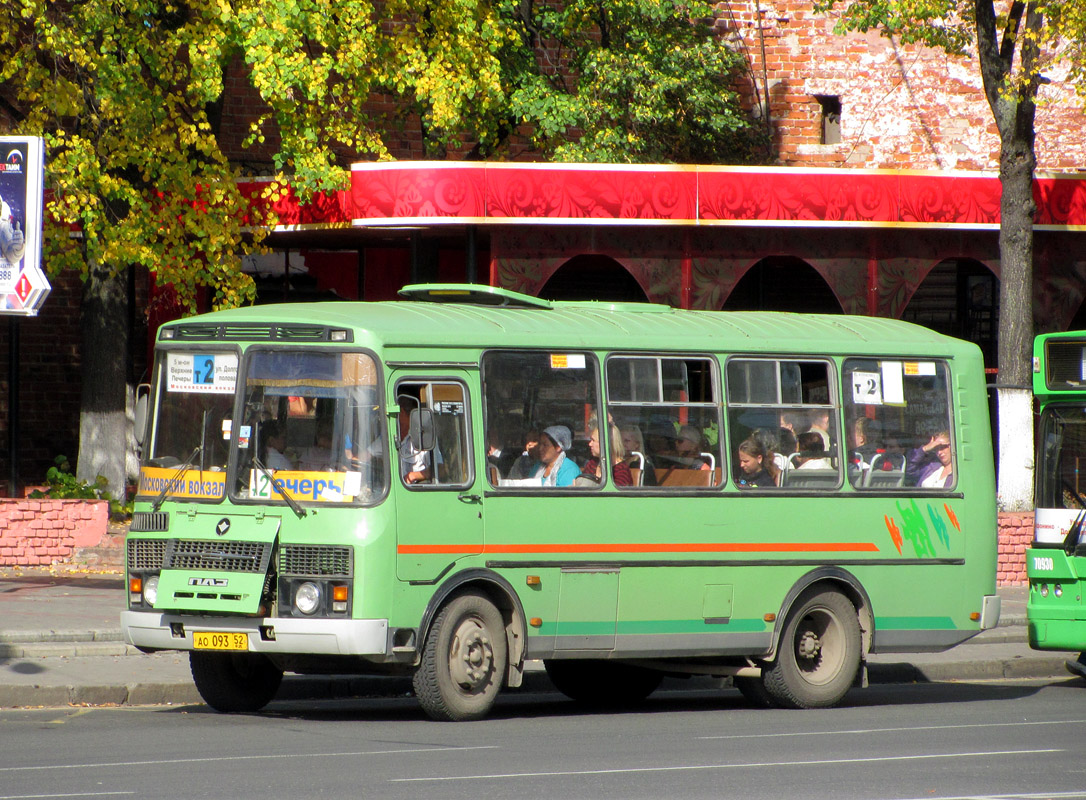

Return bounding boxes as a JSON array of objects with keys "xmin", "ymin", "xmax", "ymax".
[
  {"xmin": 762, "ymin": 588, "xmax": 861, "ymax": 709},
  {"xmin": 413, "ymin": 591, "xmax": 507, "ymax": 721},
  {"xmin": 189, "ymin": 652, "xmax": 283, "ymax": 713},
  {"xmin": 543, "ymin": 660, "xmax": 662, "ymax": 706},
  {"xmin": 734, "ymin": 675, "xmax": 780, "ymax": 708}
]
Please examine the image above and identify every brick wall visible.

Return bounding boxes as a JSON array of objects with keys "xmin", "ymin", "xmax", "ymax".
[
  {"xmin": 715, "ymin": 0, "xmax": 1086, "ymax": 172},
  {"xmin": 997, "ymin": 511, "xmax": 1033, "ymax": 586},
  {"xmin": 0, "ymin": 499, "xmax": 108, "ymax": 567}
]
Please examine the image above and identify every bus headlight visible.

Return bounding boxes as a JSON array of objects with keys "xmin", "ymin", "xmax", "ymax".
[
  {"xmin": 294, "ymin": 582, "xmax": 321, "ymax": 615},
  {"xmin": 1040, "ymin": 583, "xmax": 1049, "ymax": 597},
  {"xmin": 1054, "ymin": 583, "xmax": 1063, "ymax": 597},
  {"xmin": 144, "ymin": 575, "xmax": 160, "ymax": 606}
]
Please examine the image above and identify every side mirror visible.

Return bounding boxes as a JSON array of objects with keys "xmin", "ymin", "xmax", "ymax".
[
  {"xmin": 410, "ymin": 408, "xmax": 436, "ymax": 451},
  {"xmin": 134, "ymin": 383, "xmax": 151, "ymax": 446}
]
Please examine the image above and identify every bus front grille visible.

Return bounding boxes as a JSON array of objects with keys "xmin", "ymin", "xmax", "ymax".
[
  {"xmin": 127, "ymin": 539, "xmax": 169, "ymax": 571},
  {"xmin": 130, "ymin": 511, "xmax": 169, "ymax": 532},
  {"xmin": 164, "ymin": 540, "xmax": 274, "ymax": 573},
  {"xmin": 279, "ymin": 545, "xmax": 353, "ymax": 578}
]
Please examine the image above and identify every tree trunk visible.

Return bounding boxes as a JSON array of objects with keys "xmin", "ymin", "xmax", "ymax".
[
  {"xmin": 995, "ymin": 133, "xmax": 1036, "ymax": 512},
  {"xmin": 76, "ymin": 264, "xmax": 129, "ymax": 500}
]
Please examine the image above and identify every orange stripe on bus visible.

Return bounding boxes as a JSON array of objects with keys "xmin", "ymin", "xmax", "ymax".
[{"xmin": 397, "ymin": 542, "xmax": 880, "ymax": 555}]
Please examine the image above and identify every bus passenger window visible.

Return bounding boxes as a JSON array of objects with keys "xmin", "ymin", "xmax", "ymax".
[
  {"xmin": 605, "ymin": 355, "xmax": 723, "ymax": 489},
  {"xmin": 393, "ymin": 381, "xmax": 471, "ymax": 488},
  {"xmin": 482, "ymin": 351, "xmax": 599, "ymax": 488},
  {"xmin": 842, "ymin": 359, "xmax": 954, "ymax": 490},
  {"xmin": 726, "ymin": 358, "xmax": 840, "ymax": 490}
]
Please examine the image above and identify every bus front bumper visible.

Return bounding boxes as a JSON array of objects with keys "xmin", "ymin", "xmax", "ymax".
[{"xmin": 121, "ymin": 611, "xmax": 389, "ymax": 656}]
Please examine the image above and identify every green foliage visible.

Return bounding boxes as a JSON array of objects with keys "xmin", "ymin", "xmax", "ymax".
[
  {"xmin": 237, "ymin": 0, "xmax": 763, "ymax": 167},
  {"xmin": 28, "ymin": 456, "xmax": 132, "ymax": 518},
  {"xmin": 0, "ymin": 0, "xmax": 263, "ymax": 313}
]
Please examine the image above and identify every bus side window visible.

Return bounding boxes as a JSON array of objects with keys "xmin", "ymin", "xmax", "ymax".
[
  {"xmin": 481, "ymin": 350, "xmax": 600, "ymax": 488},
  {"xmin": 605, "ymin": 355, "xmax": 724, "ymax": 490},
  {"xmin": 394, "ymin": 381, "xmax": 471, "ymax": 488},
  {"xmin": 841, "ymin": 359, "xmax": 955, "ymax": 491},
  {"xmin": 726, "ymin": 358, "xmax": 839, "ymax": 490}
]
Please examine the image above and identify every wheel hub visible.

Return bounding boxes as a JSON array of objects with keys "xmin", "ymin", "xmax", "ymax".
[
  {"xmin": 448, "ymin": 617, "xmax": 494, "ymax": 691},
  {"xmin": 797, "ymin": 629, "xmax": 822, "ymax": 660}
]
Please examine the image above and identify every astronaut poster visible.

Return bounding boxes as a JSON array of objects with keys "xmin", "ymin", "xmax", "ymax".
[{"xmin": 0, "ymin": 136, "xmax": 48, "ymax": 315}]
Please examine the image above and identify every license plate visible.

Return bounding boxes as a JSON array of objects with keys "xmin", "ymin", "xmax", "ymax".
[{"xmin": 193, "ymin": 631, "xmax": 249, "ymax": 651}]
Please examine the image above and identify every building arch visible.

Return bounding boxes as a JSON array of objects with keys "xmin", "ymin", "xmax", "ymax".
[
  {"xmin": 538, "ymin": 254, "xmax": 649, "ymax": 302},
  {"xmin": 901, "ymin": 258, "xmax": 999, "ymax": 368},
  {"xmin": 721, "ymin": 256, "xmax": 843, "ymax": 314}
]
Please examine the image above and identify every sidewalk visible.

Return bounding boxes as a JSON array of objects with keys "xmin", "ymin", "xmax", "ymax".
[{"xmin": 0, "ymin": 568, "xmax": 1081, "ymax": 709}]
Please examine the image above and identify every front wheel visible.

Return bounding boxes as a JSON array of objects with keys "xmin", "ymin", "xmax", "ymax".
[
  {"xmin": 189, "ymin": 652, "xmax": 283, "ymax": 713},
  {"xmin": 763, "ymin": 588, "xmax": 861, "ymax": 709},
  {"xmin": 413, "ymin": 592, "xmax": 508, "ymax": 721}
]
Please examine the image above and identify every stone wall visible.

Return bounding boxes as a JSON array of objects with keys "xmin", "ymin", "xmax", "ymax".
[{"xmin": 0, "ymin": 499, "xmax": 108, "ymax": 567}]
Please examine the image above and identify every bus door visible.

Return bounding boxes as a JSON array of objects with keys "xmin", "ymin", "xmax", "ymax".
[{"xmin": 392, "ymin": 375, "xmax": 482, "ymax": 582}]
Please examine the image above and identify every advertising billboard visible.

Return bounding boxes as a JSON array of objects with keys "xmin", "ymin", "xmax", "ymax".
[{"xmin": 0, "ymin": 136, "xmax": 48, "ymax": 316}]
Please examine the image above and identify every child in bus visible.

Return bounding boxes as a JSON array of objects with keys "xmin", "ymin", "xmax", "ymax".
[{"xmin": 736, "ymin": 437, "xmax": 778, "ymax": 488}]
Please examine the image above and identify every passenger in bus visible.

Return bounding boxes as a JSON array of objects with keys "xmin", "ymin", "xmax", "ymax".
[
  {"xmin": 805, "ymin": 408, "xmax": 832, "ymax": 450},
  {"xmin": 261, "ymin": 421, "xmax": 293, "ymax": 471},
  {"xmin": 621, "ymin": 425, "xmax": 657, "ymax": 485},
  {"xmin": 906, "ymin": 430, "xmax": 954, "ymax": 488},
  {"xmin": 581, "ymin": 424, "xmax": 633, "ymax": 486},
  {"xmin": 849, "ymin": 417, "xmax": 882, "ymax": 468},
  {"xmin": 298, "ymin": 419, "xmax": 336, "ymax": 471},
  {"xmin": 736, "ymin": 437, "xmax": 778, "ymax": 488},
  {"xmin": 507, "ymin": 427, "xmax": 541, "ymax": 480},
  {"xmin": 646, "ymin": 422, "xmax": 679, "ymax": 465},
  {"xmin": 794, "ymin": 432, "xmax": 833, "ymax": 469},
  {"xmin": 486, "ymin": 427, "xmax": 520, "ymax": 478},
  {"xmin": 395, "ymin": 393, "xmax": 440, "ymax": 484},
  {"xmin": 532, "ymin": 425, "xmax": 580, "ymax": 487},
  {"xmin": 774, "ymin": 427, "xmax": 798, "ymax": 473},
  {"xmin": 674, "ymin": 426, "xmax": 712, "ymax": 470}
]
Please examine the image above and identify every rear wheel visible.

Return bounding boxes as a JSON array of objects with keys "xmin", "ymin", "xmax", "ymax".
[
  {"xmin": 413, "ymin": 592, "xmax": 507, "ymax": 721},
  {"xmin": 543, "ymin": 660, "xmax": 662, "ymax": 707},
  {"xmin": 763, "ymin": 588, "xmax": 861, "ymax": 709},
  {"xmin": 189, "ymin": 652, "xmax": 283, "ymax": 713}
]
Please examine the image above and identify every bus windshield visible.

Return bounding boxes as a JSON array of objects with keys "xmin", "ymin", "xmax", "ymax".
[
  {"xmin": 1035, "ymin": 404, "xmax": 1086, "ymax": 543},
  {"xmin": 234, "ymin": 349, "xmax": 386, "ymax": 505},
  {"xmin": 141, "ymin": 351, "xmax": 238, "ymax": 501}
]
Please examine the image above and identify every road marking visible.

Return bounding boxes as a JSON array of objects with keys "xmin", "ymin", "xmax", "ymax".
[
  {"xmin": 699, "ymin": 719, "xmax": 1086, "ymax": 739},
  {"xmin": 0, "ymin": 745, "xmax": 497, "ymax": 773},
  {"xmin": 0, "ymin": 793, "xmax": 135, "ymax": 799},
  {"xmin": 892, "ymin": 794, "xmax": 1086, "ymax": 800},
  {"xmin": 390, "ymin": 748, "xmax": 1062, "ymax": 783}
]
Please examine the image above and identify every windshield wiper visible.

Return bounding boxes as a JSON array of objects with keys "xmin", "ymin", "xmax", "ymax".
[
  {"xmin": 251, "ymin": 455, "xmax": 307, "ymax": 519},
  {"xmin": 151, "ymin": 446, "xmax": 201, "ymax": 512}
]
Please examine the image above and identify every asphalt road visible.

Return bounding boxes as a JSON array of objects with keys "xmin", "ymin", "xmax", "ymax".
[{"xmin": 1, "ymin": 679, "xmax": 1083, "ymax": 800}]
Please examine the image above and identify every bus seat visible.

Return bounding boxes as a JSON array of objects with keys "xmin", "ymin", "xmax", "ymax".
[
  {"xmin": 782, "ymin": 468, "xmax": 839, "ymax": 489},
  {"xmin": 629, "ymin": 467, "xmax": 642, "ymax": 487},
  {"xmin": 655, "ymin": 467, "xmax": 713, "ymax": 487},
  {"xmin": 487, "ymin": 464, "xmax": 500, "ymax": 486},
  {"xmin": 864, "ymin": 453, "xmax": 906, "ymax": 488}
]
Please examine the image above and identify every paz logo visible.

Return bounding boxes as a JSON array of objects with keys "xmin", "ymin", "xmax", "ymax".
[{"xmin": 215, "ymin": 518, "xmax": 231, "ymax": 536}]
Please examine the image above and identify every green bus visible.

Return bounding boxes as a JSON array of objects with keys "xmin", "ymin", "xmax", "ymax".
[
  {"xmin": 1028, "ymin": 332, "xmax": 1086, "ymax": 678},
  {"xmin": 122, "ymin": 284, "xmax": 1000, "ymax": 720}
]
